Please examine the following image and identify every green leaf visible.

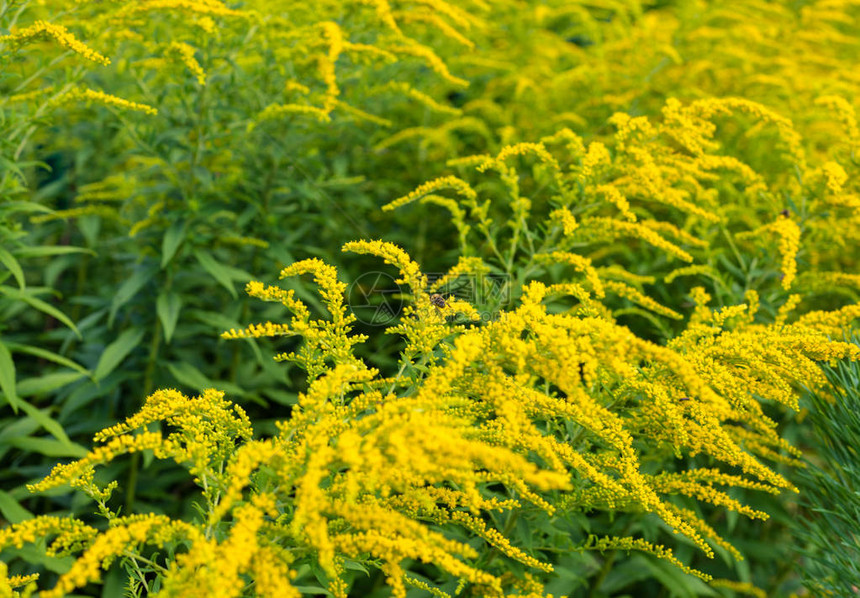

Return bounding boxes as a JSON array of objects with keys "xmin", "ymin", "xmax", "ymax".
[
  {"xmin": 14, "ymin": 245, "xmax": 96, "ymax": 258},
  {"xmin": 0, "ymin": 341, "xmax": 18, "ymax": 412},
  {"xmin": 0, "ymin": 417, "xmax": 40, "ymax": 443},
  {"xmin": 0, "ymin": 489, "xmax": 32, "ymax": 523},
  {"xmin": 78, "ymin": 214, "xmax": 102, "ymax": 248},
  {"xmin": 161, "ymin": 221, "xmax": 187, "ymax": 268},
  {"xmin": 102, "ymin": 567, "xmax": 129, "ymax": 598},
  {"xmin": 156, "ymin": 291, "xmax": 182, "ymax": 344},
  {"xmin": 219, "ymin": 262, "xmax": 254, "ymax": 282},
  {"xmin": 187, "ymin": 308, "xmax": 242, "ymax": 332},
  {"xmin": 0, "ymin": 246, "xmax": 25, "ymax": 288},
  {"xmin": 8, "ymin": 437, "xmax": 88, "ymax": 458},
  {"xmin": 0, "ymin": 199, "xmax": 53, "ymax": 215},
  {"xmin": 195, "ymin": 250, "xmax": 238, "ymax": 299},
  {"xmin": 167, "ymin": 361, "xmax": 212, "ymax": 392},
  {"xmin": 109, "ymin": 265, "xmax": 157, "ymax": 327},
  {"xmin": 31, "ymin": 176, "xmax": 69, "ymax": 203},
  {"xmin": 341, "ymin": 559, "xmax": 369, "ymax": 574},
  {"xmin": 17, "ymin": 372, "xmax": 85, "ymax": 398},
  {"xmin": 17, "ymin": 399, "xmax": 75, "ymax": 448},
  {"xmin": 0, "ymin": 157, "xmax": 26, "ymax": 180},
  {"xmin": 94, "ymin": 327, "xmax": 145, "ymax": 381},
  {"xmin": 294, "ymin": 587, "xmax": 330, "ymax": 595},
  {"xmin": 60, "ymin": 376, "xmax": 122, "ymax": 420},
  {"xmin": 630, "ymin": 554, "xmax": 714, "ymax": 597},
  {"xmin": 0, "ymin": 286, "xmax": 81, "ymax": 338},
  {"xmin": 7, "ymin": 546, "xmax": 72, "ymax": 574},
  {"xmin": 3, "ymin": 342, "xmax": 90, "ymax": 376},
  {"xmin": 211, "ymin": 379, "xmax": 247, "ymax": 399},
  {"xmin": 263, "ymin": 389, "xmax": 297, "ymax": 406}
]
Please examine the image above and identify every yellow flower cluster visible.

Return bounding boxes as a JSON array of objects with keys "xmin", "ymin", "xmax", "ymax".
[
  {"xmin": 0, "ymin": 20, "xmax": 110, "ymax": 65},
  {"xmin": 738, "ymin": 214, "xmax": 802, "ymax": 289},
  {"xmin": 383, "ymin": 175, "xmax": 477, "ymax": 212},
  {"xmin": 3, "ymin": 0, "xmax": 509, "ymax": 240},
  {"xmin": 256, "ymin": 251, "xmax": 841, "ymax": 569},
  {"xmin": 394, "ymin": 80, "xmax": 860, "ymax": 324},
  {"xmin": 166, "ymin": 41, "xmax": 207, "ymax": 85},
  {"xmin": 6, "ymin": 1, "xmax": 860, "ymax": 595},
  {"xmin": 585, "ymin": 535, "xmax": 711, "ymax": 581},
  {"xmin": 57, "ymin": 88, "xmax": 158, "ymax": 115},
  {"xmin": 254, "ymin": 103, "xmax": 332, "ymax": 125},
  {"xmin": 7, "ymin": 240, "xmax": 859, "ymax": 594}
]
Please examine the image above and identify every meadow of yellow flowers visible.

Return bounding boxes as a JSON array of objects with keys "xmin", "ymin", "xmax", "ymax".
[{"xmin": 1, "ymin": 0, "xmax": 859, "ymax": 596}]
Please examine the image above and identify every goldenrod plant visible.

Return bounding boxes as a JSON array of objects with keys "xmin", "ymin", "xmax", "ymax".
[
  {"xmin": 2, "ymin": 0, "xmax": 860, "ymax": 596},
  {"xmin": 387, "ymin": 100, "xmax": 854, "ymax": 331},
  {"xmin": 0, "ymin": 0, "xmax": 489, "ymax": 532},
  {"xmin": 2, "ymin": 240, "xmax": 858, "ymax": 596}
]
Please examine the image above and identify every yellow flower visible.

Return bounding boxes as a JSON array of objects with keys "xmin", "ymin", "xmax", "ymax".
[
  {"xmin": 166, "ymin": 42, "xmax": 207, "ymax": 85},
  {"xmin": 1, "ymin": 21, "xmax": 110, "ymax": 65},
  {"xmin": 383, "ymin": 176, "xmax": 477, "ymax": 212},
  {"xmin": 58, "ymin": 88, "xmax": 158, "ymax": 115}
]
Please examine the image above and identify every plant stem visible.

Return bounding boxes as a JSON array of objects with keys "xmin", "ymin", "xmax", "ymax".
[
  {"xmin": 586, "ymin": 548, "xmax": 619, "ymax": 598},
  {"xmin": 125, "ymin": 313, "xmax": 163, "ymax": 512}
]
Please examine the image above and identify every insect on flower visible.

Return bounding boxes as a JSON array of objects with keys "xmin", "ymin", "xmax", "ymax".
[{"xmin": 430, "ymin": 293, "xmax": 448, "ymax": 309}]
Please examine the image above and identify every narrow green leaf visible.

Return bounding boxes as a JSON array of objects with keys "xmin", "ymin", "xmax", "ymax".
[
  {"xmin": 17, "ymin": 372, "xmax": 85, "ymax": 398},
  {"xmin": 219, "ymin": 262, "xmax": 254, "ymax": 282},
  {"xmin": 14, "ymin": 245, "xmax": 96, "ymax": 258},
  {"xmin": 263, "ymin": 389, "xmax": 297, "ymax": 406},
  {"xmin": 0, "ymin": 489, "xmax": 32, "ymax": 523},
  {"xmin": 8, "ymin": 437, "xmax": 88, "ymax": 458},
  {"xmin": 32, "ymin": 177, "xmax": 69, "ymax": 203},
  {"xmin": 187, "ymin": 308, "xmax": 242, "ymax": 332},
  {"xmin": 0, "ymin": 246, "xmax": 25, "ymax": 288},
  {"xmin": 211, "ymin": 379, "xmax": 247, "ymax": 398},
  {"xmin": 60, "ymin": 376, "xmax": 121, "ymax": 420},
  {"xmin": 0, "ymin": 199, "xmax": 52, "ymax": 215},
  {"xmin": 342, "ymin": 559, "xmax": 369, "ymax": 574},
  {"xmin": 167, "ymin": 361, "xmax": 212, "ymax": 392},
  {"xmin": 632, "ymin": 555, "xmax": 715, "ymax": 597},
  {"xmin": 0, "ymin": 341, "xmax": 18, "ymax": 412},
  {"xmin": 0, "ymin": 286, "xmax": 81, "ymax": 338},
  {"xmin": 156, "ymin": 291, "xmax": 182, "ymax": 344},
  {"xmin": 3, "ymin": 342, "xmax": 90, "ymax": 376},
  {"xmin": 78, "ymin": 214, "xmax": 101, "ymax": 248},
  {"xmin": 194, "ymin": 250, "xmax": 238, "ymax": 299},
  {"xmin": 161, "ymin": 221, "xmax": 187, "ymax": 268},
  {"xmin": 94, "ymin": 327, "xmax": 145, "ymax": 381},
  {"xmin": 102, "ymin": 567, "xmax": 129, "ymax": 598},
  {"xmin": 108, "ymin": 265, "xmax": 157, "ymax": 327},
  {"xmin": 0, "ymin": 157, "xmax": 26, "ymax": 180},
  {"xmin": 8, "ymin": 546, "xmax": 73, "ymax": 574},
  {"xmin": 17, "ymin": 399, "xmax": 75, "ymax": 447},
  {"xmin": 0, "ymin": 417, "xmax": 40, "ymax": 443}
]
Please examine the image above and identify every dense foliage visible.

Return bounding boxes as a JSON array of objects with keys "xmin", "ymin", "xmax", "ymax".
[
  {"xmin": 794, "ymin": 352, "xmax": 860, "ymax": 596},
  {"xmin": 1, "ymin": 0, "xmax": 859, "ymax": 596}
]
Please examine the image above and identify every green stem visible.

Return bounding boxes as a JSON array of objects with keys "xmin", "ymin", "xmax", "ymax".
[
  {"xmin": 480, "ymin": 509, "xmax": 521, "ymax": 570},
  {"xmin": 586, "ymin": 548, "xmax": 619, "ymax": 598},
  {"xmin": 122, "ymin": 550, "xmax": 169, "ymax": 575},
  {"xmin": 585, "ymin": 521, "xmax": 633, "ymax": 597},
  {"xmin": 387, "ymin": 349, "xmax": 417, "ymax": 395},
  {"xmin": 125, "ymin": 313, "xmax": 163, "ymax": 512}
]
